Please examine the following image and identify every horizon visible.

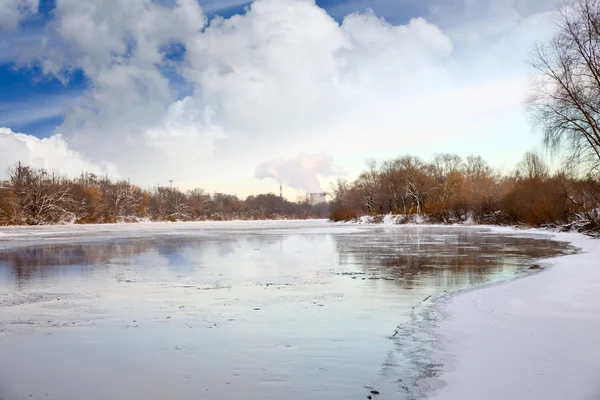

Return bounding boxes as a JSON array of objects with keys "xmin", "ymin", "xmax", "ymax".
[{"xmin": 0, "ymin": 148, "xmax": 566, "ymax": 202}]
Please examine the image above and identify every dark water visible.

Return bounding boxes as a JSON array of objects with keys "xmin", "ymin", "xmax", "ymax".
[{"xmin": 0, "ymin": 224, "xmax": 576, "ymax": 400}]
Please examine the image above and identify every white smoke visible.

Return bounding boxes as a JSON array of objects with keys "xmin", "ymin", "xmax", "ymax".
[{"xmin": 255, "ymin": 153, "xmax": 344, "ymax": 193}]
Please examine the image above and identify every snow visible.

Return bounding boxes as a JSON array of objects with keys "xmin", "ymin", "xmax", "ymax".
[
  {"xmin": 352, "ymin": 213, "xmax": 430, "ymax": 225},
  {"xmin": 431, "ymin": 228, "xmax": 600, "ymax": 400},
  {"xmin": 357, "ymin": 215, "xmax": 375, "ymax": 224},
  {"xmin": 0, "ymin": 220, "xmax": 363, "ymax": 249}
]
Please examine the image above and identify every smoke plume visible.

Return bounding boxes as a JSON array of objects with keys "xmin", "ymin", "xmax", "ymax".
[{"xmin": 255, "ymin": 153, "xmax": 344, "ymax": 193}]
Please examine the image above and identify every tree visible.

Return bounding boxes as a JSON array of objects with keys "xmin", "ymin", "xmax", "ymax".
[
  {"xmin": 516, "ymin": 151, "xmax": 550, "ymax": 181},
  {"xmin": 9, "ymin": 164, "xmax": 75, "ymax": 225},
  {"xmin": 528, "ymin": 0, "xmax": 600, "ymax": 176},
  {"xmin": 101, "ymin": 180, "xmax": 145, "ymax": 221},
  {"xmin": 380, "ymin": 159, "xmax": 405, "ymax": 213},
  {"xmin": 431, "ymin": 153, "xmax": 464, "ymax": 183},
  {"xmin": 465, "ymin": 155, "xmax": 491, "ymax": 181},
  {"xmin": 187, "ymin": 188, "xmax": 208, "ymax": 219},
  {"xmin": 328, "ymin": 178, "xmax": 358, "ymax": 221},
  {"xmin": 0, "ymin": 188, "xmax": 13, "ymax": 225},
  {"xmin": 399, "ymin": 156, "xmax": 435, "ymax": 215},
  {"xmin": 69, "ymin": 183, "xmax": 102, "ymax": 223}
]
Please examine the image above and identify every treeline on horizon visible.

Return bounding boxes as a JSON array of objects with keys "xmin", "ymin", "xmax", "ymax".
[
  {"xmin": 0, "ymin": 162, "xmax": 329, "ymax": 225},
  {"xmin": 328, "ymin": 152, "xmax": 600, "ymax": 234}
]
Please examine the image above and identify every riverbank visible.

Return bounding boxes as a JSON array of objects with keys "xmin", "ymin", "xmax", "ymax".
[
  {"xmin": 345, "ymin": 213, "xmax": 600, "ymax": 237},
  {"xmin": 430, "ymin": 227, "xmax": 600, "ymax": 400}
]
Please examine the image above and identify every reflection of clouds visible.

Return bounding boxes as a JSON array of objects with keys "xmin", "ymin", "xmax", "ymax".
[
  {"xmin": 0, "ymin": 229, "xmax": 575, "ymax": 292},
  {"xmin": 0, "ymin": 234, "xmax": 342, "ymax": 290},
  {"xmin": 0, "ymin": 241, "xmax": 155, "ymax": 289}
]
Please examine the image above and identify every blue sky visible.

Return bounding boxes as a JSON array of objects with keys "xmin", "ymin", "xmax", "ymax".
[
  {"xmin": 0, "ymin": 0, "xmax": 559, "ymax": 196},
  {"xmin": 1, "ymin": 0, "xmax": 236, "ymax": 136}
]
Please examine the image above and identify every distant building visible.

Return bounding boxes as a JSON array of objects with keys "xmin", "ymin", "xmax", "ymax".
[{"xmin": 309, "ymin": 192, "xmax": 327, "ymax": 205}]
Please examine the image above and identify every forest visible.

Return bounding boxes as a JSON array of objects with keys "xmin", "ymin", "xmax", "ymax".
[
  {"xmin": 0, "ymin": 162, "xmax": 329, "ymax": 225},
  {"xmin": 327, "ymin": 152, "xmax": 600, "ymax": 235}
]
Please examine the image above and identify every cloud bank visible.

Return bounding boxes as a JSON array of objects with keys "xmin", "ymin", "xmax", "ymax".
[
  {"xmin": 0, "ymin": 128, "xmax": 112, "ymax": 177},
  {"xmin": 0, "ymin": 0, "xmax": 557, "ymax": 195}
]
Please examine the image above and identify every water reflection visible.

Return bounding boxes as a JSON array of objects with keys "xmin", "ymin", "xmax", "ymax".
[
  {"xmin": 332, "ymin": 227, "xmax": 574, "ymax": 290},
  {"xmin": 0, "ymin": 227, "xmax": 577, "ymax": 400},
  {"xmin": 0, "ymin": 228, "xmax": 574, "ymax": 292}
]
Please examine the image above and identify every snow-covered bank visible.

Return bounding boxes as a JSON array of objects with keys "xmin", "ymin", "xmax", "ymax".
[
  {"xmin": 348, "ymin": 213, "xmax": 600, "ymax": 237},
  {"xmin": 351, "ymin": 213, "xmax": 431, "ymax": 225},
  {"xmin": 0, "ymin": 220, "xmax": 363, "ymax": 250},
  {"xmin": 430, "ymin": 228, "xmax": 600, "ymax": 400}
]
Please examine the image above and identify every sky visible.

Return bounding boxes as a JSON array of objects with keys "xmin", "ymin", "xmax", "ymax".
[{"xmin": 0, "ymin": 0, "xmax": 560, "ymax": 198}]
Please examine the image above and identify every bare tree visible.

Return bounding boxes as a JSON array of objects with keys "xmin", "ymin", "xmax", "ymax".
[
  {"xmin": 516, "ymin": 151, "xmax": 550, "ymax": 181},
  {"xmin": 101, "ymin": 180, "xmax": 145, "ymax": 220},
  {"xmin": 465, "ymin": 155, "xmax": 491, "ymax": 181},
  {"xmin": 9, "ymin": 165, "xmax": 75, "ymax": 225},
  {"xmin": 164, "ymin": 188, "xmax": 191, "ymax": 220},
  {"xmin": 397, "ymin": 156, "xmax": 436, "ymax": 215},
  {"xmin": 355, "ymin": 159, "xmax": 382, "ymax": 213},
  {"xmin": 187, "ymin": 188, "xmax": 208, "ymax": 220},
  {"xmin": 380, "ymin": 159, "xmax": 408, "ymax": 213},
  {"xmin": 431, "ymin": 153, "xmax": 464, "ymax": 182},
  {"xmin": 528, "ymin": 0, "xmax": 600, "ymax": 175}
]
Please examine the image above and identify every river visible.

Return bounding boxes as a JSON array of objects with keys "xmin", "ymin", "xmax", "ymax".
[{"xmin": 0, "ymin": 221, "xmax": 576, "ymax": 400}]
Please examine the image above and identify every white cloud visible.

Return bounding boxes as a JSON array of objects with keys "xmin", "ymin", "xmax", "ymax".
[
  {"xmin": 431, "ymin": 0, "xmax": 558, "ymax": 47},
  {"xmin": 144, "ymin": 97, "xmax": 226, "ymax": 159},
  {"xmin": 0, "ymin": 128, "xmax": 114, "ymax": 178},
  {"xmin": 17, "ymin": 0, "xmax": 455, "ymax": 186},
  {"xmin": 178, "ymin": 1, "xmax": 456, "ymax": 170},
  {"xmin": 0, "ymin": 0, "xmax": 38, "ymax": 32},
  {"xmin": 5, "ymin": 0, "xmax": 559, "ymax": 195}
]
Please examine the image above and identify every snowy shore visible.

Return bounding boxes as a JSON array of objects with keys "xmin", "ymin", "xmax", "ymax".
[{"xmin": 431, "ymin": 227, "xmax": 600, "ymax": 400}]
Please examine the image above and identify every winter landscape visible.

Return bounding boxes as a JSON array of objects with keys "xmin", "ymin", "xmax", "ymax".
[{"xmin": 2, "ymin": 0, "xmax": 600, "ymax": 399}]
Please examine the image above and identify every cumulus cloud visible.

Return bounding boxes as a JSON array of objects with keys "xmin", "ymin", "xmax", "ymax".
[
  {"xmin": 183, "ymin": 4, "xmax": 452, "ymax": 145},
  {"xmin": 0, "ymin": 128, "xmax": 113, "ymax": 177},
  {"xmin": 255, "ymin": 153, "xmax": 345, "ymax": 192},
  {"xmin": 316, "ymin": 0, "xmax": 558, "ymax": 46},
  {"xmin": 4, "ymin": 0, "xmax": 555, "ymax": 194},
  {"xmin": 0, "ymin": 0, "xmax": 38, "ymax": 32},
  {"xmin": 12, "ymin": 0, "xmax": 456, "ymax": 187},
  {"xmin": 144, "ymin": 97, "xmax": 226, "ymax": 159}
]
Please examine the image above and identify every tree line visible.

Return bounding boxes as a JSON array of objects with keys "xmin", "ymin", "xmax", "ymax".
[
  {"xmin": 328, "ymin": 151, "xmax": 600, "ymax": 234},
  {"xmin": 0, "ymin": 163, "xmax": 328, "ymax": 225}
]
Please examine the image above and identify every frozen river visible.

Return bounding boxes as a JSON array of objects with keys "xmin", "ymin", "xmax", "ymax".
[{"xmin": 0, "ymin": 221, "xmax": 576, "ymax": 400}]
